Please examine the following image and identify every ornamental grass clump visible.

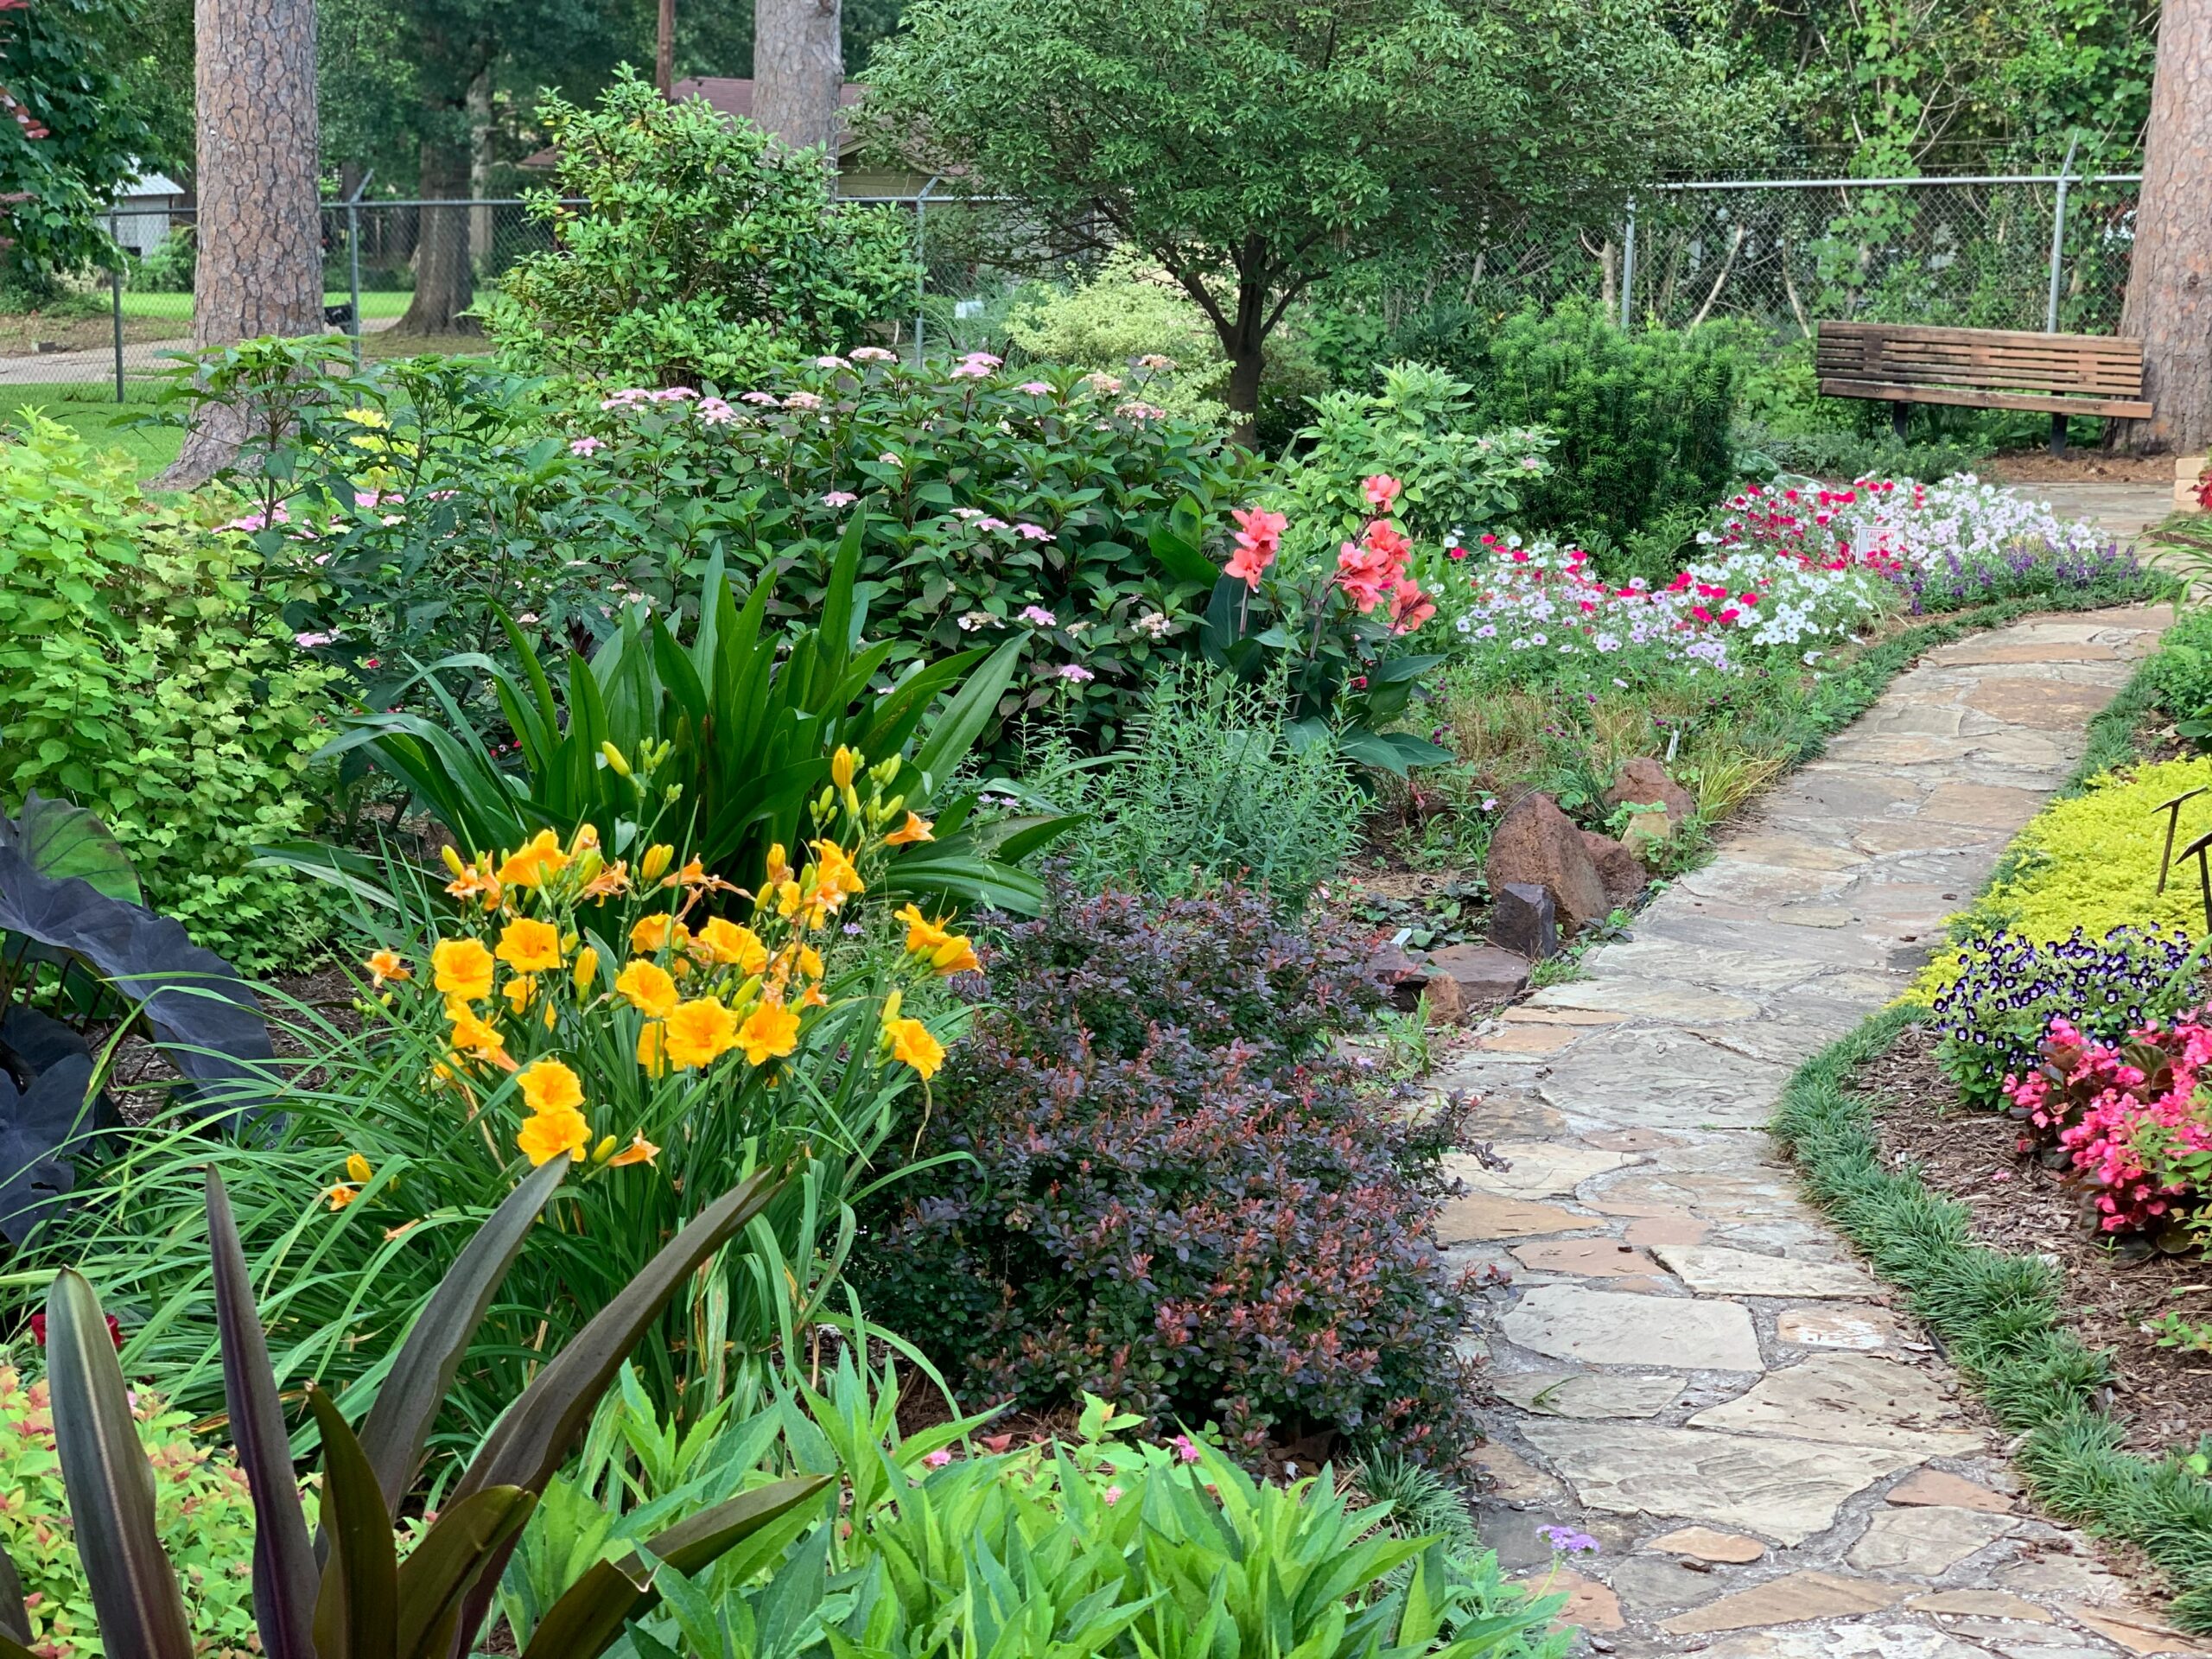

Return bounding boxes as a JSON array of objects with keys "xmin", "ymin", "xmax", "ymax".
[
  {"xmin": 1931, "ymin": 925, "xmax": 2199, "ymax": 1111},
  {"xmin": 863, "ymin": 878, "xmax": 1486, "ymax": 1468}
]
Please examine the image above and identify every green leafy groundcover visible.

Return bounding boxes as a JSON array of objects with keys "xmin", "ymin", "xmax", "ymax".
[{"xmin": 1771, "ymin": 1005, "xmax": 2212, "ymax": 1631}]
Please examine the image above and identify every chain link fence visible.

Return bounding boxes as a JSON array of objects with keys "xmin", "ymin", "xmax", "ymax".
[{"xmin": 0, "ymin": 174, "xmax": 2146, "ymax": 397}]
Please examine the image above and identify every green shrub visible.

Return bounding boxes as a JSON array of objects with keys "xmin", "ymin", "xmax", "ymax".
[
  {"xmin": 1022, "ymin": 664, "xmax": 1366, "ymax": 907},
  {"xmin": 1005, "ymin": 248, "xmax": 1232, "ymax": 427},
  {"xmin": 488, "ymin": 68, "xmax": 918, "ymax": 387},
  {"xmin": 0, "ymin": 417, "xmax": 337, "ymax": 969},
  {"xmin": 2143, "ymin": 607, "xmax": 2212, "ymax": 739},
  {"xmin": 0, "ymin": 1363, "xmax": 268, "ymax": 1659}
]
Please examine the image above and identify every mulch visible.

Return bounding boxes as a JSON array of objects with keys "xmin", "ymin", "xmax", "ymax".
[
  {"xmin": 1853, "ymin": 1022, "xmax": 2212, "ymax": 1456},
  {"xmin": 1988, "ymin": 450, "xmax": 2179, "ymax": 486}
]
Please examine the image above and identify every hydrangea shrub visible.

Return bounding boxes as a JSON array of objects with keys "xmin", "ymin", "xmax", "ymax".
[{"xmin": 862, "ymin": 879, "xmax": 1485, "ymax": 1467}]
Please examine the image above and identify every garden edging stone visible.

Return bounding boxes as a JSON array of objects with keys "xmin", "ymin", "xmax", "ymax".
[{"xmin": 1437, "ymin": 604, "xmax": 2208, "ymax": 1657}]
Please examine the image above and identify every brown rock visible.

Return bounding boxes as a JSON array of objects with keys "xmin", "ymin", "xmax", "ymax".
[
  {"xmin": 1512, "ymin": 1567, "xmax": 1624, "ymax": 1632},
  {"xmin": 1644, "ymin": 1526, "xmax": 1764, "ymax": 1564},
  {"xmin": 1905, "ymin": 1589, "xmax": 2051, "ymax": 1621},
  {"xmin": 1884, "ymin": 1468, "xmax": 2013, "ymax": 1515},
  {"xmin": 1605, "ymin": 757, "xmax": 1699, "ymax": 830},
  {"xmin": 1657, "ymin": 1570, "xmax": 1904, "ymax": 1635},
  {"xmin": 2069, "ymin": 1604, "xmax": 2212, "ymax": 1656},
  {"xmin": 1438, "ymin": 1194, "xmax": 1586, "ymax": 1243},
  {"xmin": 1486, "ymin": 794, "xmax": 1611, "ymax": 933},
  {"xmin": 1414, "ymin": 971, "xmax": 1464, "ymax": 1024},
  {"xmin": 1580, "ymin": 830, "xmax": 1648, "ymax": 909},
  {"xmin": 1510, "ymin": 1237, "xmax": 1662, "ymax": 1276},
  {"xmin": 1490, "ymin": 880, "xmax": 1559, "ymax": 959},
  {"xmin": 1424, "ymin": 942, "xmax": 1532, "ymax": 1014}
]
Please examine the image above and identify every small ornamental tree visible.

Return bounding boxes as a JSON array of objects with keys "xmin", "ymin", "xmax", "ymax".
[
  {"xmin": 862, "ymin": 0, "xmax": 1747, "ymax": 438},
  {"xmin": 489, "ymin": 68, "xmax": 918, "ymax": 387}
]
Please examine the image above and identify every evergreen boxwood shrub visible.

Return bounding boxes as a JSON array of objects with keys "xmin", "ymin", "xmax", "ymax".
[{"xmin": 863, "ymin": 879, "xmax": 1486, "ymax": 1467}]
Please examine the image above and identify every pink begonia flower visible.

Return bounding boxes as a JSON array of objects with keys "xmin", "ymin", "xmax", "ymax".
[
  {"xmin": 1014, "ymin": 523, "xmax": 1054, "ymax": 542},
  {"xmin": 923, "ymin": 1448, "xmax": 952, "ymax": 1468},
  {"xmin": 1057, "ymin": 663, "xmax": 1095, "ymax": 682},
  {"xmin": 1017, "ymin": 380, "xmax": 1053, "ymax": 396},
  {"xmin": 568, "ymin": 435, "xmax": 605, "ymax": 456},
  {"xmin": 822, "ymin": 491, "xmax": 858, "ymax": 507},
  {"xmin": 1020, "ymin": 605, "xmax": 1057, "ymax": 626},
  {"xmin": 740, "ymin": 391, "xmax": 779, "ymax": 405},
  {"xmin": 1363, "ymin": 474, "xmax": 1403, "ymax": 510},
  {"xmin": 962, "ymin": 351, "xmax": 1003, "ymax": 367},
  {"xmin": 850, "ymin": 345, "xmax": 897, "ymax": 361}
]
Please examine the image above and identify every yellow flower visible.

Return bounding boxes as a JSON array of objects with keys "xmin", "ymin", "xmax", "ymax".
[
  {"xmin": 600, "ymin": 741, "xmax": 633, "ymax": 778},
  {"xmin": 497, "ymin": 830, "xmax": 570, "ymax": 889},
  {"xmin": 572, "ymin": 946, "xmax": 601, "ymax": 996},
  {"xmin": 447, "ymin": 1004, "xmax": 515, "ymax": 1070},
  {"xmin": 663, "ymin": 856, "xmax": 709, "ymax": 890},
  {"xmin": 495, "ymin": 917, "xmax": 564, "ymax": 974},
  {"xmin": 896, "ymin": 903, "xmax": 951, "ymax": 955},
  {"xmin": 326, "ymin": 1183, "xmax": 359, "ymax": 1211},
  {"xmin": 764, "ymin": 842, "xmax": 792, "ymax": 885},
  {"xmin": 442, "ymin": 849, "xmax": 502, "ymax": 910},
  {"xmin": 637, "ymin": 1020, "xmax": 668, "ymax": 1077},
  {"xmin": 883, "ymin": 1016, "xmax": 944, "ymax": 1080},
  {"xmin": 345, "ymin": 1153, "xmax": 373, "ymax": 1185},
  {"xmin": 581, "ymin": 861, "xmax": 632, "ymax": 901},
  {"xmin": 694, "ymin": 918, "xmax": 769, "ymax": 972},
  {"xmin": 504, "ymin": 975, "xmax": 537, "ymax": 1014},
  {"xmin": 517, "ymin": 1106, "xmax": 590, "ymax": 1166},
  {"xmin": 831, "ymin": 746, "xmax": 858, "ymax": 790},
  {"xmin": 607, "ymin": 1133, "xmax": 661, "ymax": 1168},
  {"xmin": 615, "ymin": 958, "xmax": 681, "ymax": 1019},
  {"xmin": 928, "ymin": 934, "xmax": 982, "ymax": 978},
  {"xmin": 798, "ymin": 982, "xmax": 828, "ymax": 1009},
  {"xmin": 665, "ymin": 997, "xmax": 742, "ymax": 1069},
  {"xmin": 631, "ymin": 913, "xmax": 691, "ymax": 954},
  {"xmin": 884, "ymin": 812, "xmax": 934, "ymax": 846},
  {"xmin": 432, "ymin": 938, "xmax": 497, "ymax": 1001},
  {"xmin": 639, "ymin": 843, "xmax": 675, "ymax": 882},
  {"xmin": 734, "ymin": 998, "xmax": 801, "ymax": 1065},
  {"xmin": 894, "ymin": 905, "xmax": 976, "ymax": 976},
  {"xmin": 517, "ymin": 1058, "xmax": 584, "ymax": 1116},
  {"xmin": 364, "ymin": 950, "xmax": 410, "ymax": 987},
  {"xmin": 808, "ymin": 840, "xmax": 865, "ymax": 906}
]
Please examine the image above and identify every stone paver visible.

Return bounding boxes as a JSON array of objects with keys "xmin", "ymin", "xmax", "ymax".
[{"xmin": 1442, "ymin": 605, "xmax": 2207, "ymax": 1656}]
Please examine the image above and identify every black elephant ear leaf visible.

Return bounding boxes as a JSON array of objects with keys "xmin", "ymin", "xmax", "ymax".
[
  {"xmin": 0, "ymin": 845, "xmax": 276, "ymax": 1111},
  {"xmin": 1, "ymin": 794, "xmax": 143, "ymax": 905},
  {"xmin": 0, "ymin": 1058, "xmax": 84, "ymax": 1246}
]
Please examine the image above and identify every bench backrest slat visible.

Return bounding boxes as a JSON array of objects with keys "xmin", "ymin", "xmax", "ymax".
[{"xmin": 1815, "ymin": 321, "xmax": 2144, "ymax": 397}]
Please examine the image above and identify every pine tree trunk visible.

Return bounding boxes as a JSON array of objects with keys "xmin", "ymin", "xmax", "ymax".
[
  {"xmin": 156, "ymin": 0, "xmax": 321, "ymax": 488},
  {"xmin": 2118, "ymin": 0, "xmax": 2212, "ymax": 454},
  {"xmin": 753, "ymin": 0, "xmax": 843, "ymax": 157},
  {"xmin": 467, "ymin": 67, "xmax": 493, "ymax": 264}
]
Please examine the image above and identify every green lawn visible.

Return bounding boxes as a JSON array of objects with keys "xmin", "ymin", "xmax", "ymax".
[
  {"xmin": 116, "ymin": 290, "xmax": 415, "ymax": 323},
  {"xmin": 5, "ymin": 384, "xmax": 183, "ymax": 480}
]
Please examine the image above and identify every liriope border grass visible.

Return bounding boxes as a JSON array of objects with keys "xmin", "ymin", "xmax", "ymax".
[{"xmin": 1771, "ymin": 1006, "xmax": 2212, "ymax": 1631}]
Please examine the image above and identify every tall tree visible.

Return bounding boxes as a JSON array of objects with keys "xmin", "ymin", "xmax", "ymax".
[
  {"xmin": 0, "ymin": 0, "xmax": 152, "ymax": 293},
  {"xmin": 753, "ymin": 0, "xmax": 842, "ymax": 153},
  {"xmin": 392, "ymin": 7, "xmax": 491, "ymax": 334},
  {"xmin": 2119, "ymin": 0, "xmax": 2210, "ymax": 453},
  {"xmin": 158, "ymin": 0, "xmax": 321, "ymax": 487},
  {"xmin": 864, "ymin": 0, "xmax": 1747, "ymax": 438}
]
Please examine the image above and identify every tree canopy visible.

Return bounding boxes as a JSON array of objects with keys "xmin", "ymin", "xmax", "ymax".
[
  {"xmin": 862, "ymin": 0, "xmax": 1757, "ymax": 427},
  {"xmin": 0, "ymin": 0, "xmax": 151, "ymax": 287}
]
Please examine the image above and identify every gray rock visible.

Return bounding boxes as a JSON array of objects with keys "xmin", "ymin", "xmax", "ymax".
[
  {"xmin": 1651, "ymin": 1244, "xmax": 1884, "ymax": 1300},
  {"xmin": 1491, "ymin": 1370, "xmax": 1686, "ymax": 1419},
  {"xmin": 1490, "ymin": 880, "xmax": 1559, "ymax": 960},
  {"xmin": 1499, "ymin": 1285, "xmax": 1764, "ymax": 1371},
  {"xmin": 1688, "ymin": 1353, "xmax": 1985, "ymax": 1456},
  {"xmin": 1847, "ymin": 1505, "xmax": 2015, "ymax": 1575},
  {"xmin": 1421, "ymin": 942, "xmax": 1530, "ymax": 1014}
]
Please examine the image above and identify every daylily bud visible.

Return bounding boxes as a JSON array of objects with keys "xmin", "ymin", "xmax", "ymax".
[
  {"xmin": 830, "ymin": 746, "xmax": 858, "ymax": 789},
  {"xmin": 592, "ymin": 1135, "xmax": 618, "ymax": 1163},
  {"xmin": 600, "ymin": 742, "xmax": 632, "ymax": 778},
  {"xmin": 572, "ymin": 946, "xmax": 600, "ymax": 995},
  {"xmin": 441, "ymin": 844, "xmax": 468, "ymax": 877},
  {"xmin": 639, "ymin": 843, "xmax": 675, "ymax": 881},
  {"xmin": 872, "ymin": 755, "xmax": 901, "ymax": 787},
  {"xmin": 842, "ymin": 784, "xmax": 862, "ymax": 819}
]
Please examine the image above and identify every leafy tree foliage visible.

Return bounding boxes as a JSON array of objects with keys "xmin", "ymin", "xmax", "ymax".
[
  {"xmin": 0, "ymin": 0, "xmax": 151, "ymax": 287},
  {"xmin": 862, "ymin": 0, "xmax": 1751, "ymax": 433}
]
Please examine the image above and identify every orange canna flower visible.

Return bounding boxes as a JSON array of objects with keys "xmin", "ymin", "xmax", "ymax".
[
  {"xmin": 364, "ymin": 950, "xmax": 410, "ymax": 987},
  {"xmin": 735, "ymin": 998, "xmax": 801, "ymax": 1065},
  {"xmin": 664, "ymin": 997, "xmax": 741, "ymax": 1069},
  {"xmin": 607, "ymin": 1133, "xmax": 661, "ymax": 1168},
  {"xmin": 615, "ymin": 958, "xmax": 680, "ymax": 1019},
  {"xmin": 883, "ymin": 812, "xmax": 934, "ymax": 846},
  {"xmin": 432, "ymin": 938, "xmax": 497, "ymax": 1001},
  {"xmin": 495, "ymin": 917, "xmax": 563, "ymax": 974}
]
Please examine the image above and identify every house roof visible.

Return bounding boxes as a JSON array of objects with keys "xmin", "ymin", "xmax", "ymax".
[{"xmin": 521, "ymin": 78, "xmax": 870, "ymax": 169}]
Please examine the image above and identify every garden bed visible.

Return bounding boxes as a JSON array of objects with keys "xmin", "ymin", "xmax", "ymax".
[{"xmin": 1855, "ymin": 1020, "xmax": 2212, "ymax": 1455}]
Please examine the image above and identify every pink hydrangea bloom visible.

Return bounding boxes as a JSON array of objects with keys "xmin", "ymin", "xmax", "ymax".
[
  {"xmin": 1017, "ymin": 380, "xmax": 1053, "ymax": 396},
  {"xmin": 1056, "ymin": 663, "xmax": 1095, "ymax": 683},
  {"xmin": 568, "ymin": 435, "xmax": 605, "ymax": 456},
  {"xmin": 822, "ymin": 490, "xmax": 858, "ymax": 507},
  {"xmin": 1014, "ymin": 523, "xmax": 1054, "ymax": 542},
  {"xmin": 1020, "ymin": 605, "xmax": 1057, "ymax": 626}
]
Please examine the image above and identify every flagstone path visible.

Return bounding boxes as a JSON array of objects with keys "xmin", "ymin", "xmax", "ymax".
[{"xmin": 1435, "ymin": 602, "xmax": 2212, "ymax": 1658}]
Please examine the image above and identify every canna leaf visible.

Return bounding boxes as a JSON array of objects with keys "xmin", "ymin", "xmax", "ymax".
[
  {"xmin": 393, "ymin": 1487, "xmax": 536, "ymax": 1659},
  {"xmin": 44, "ymin": 1268, "xmax": 194, "ymax": 1659},
  {"xmin": 358, "ymin": 1155, "xmax": 569, "ymax": 1516},
  {"xmin": 206, "ymin": 1170, "xmax": 318, "ymax": 1659},
  {"xmin": 307, "ymin": 1385, "xmax": 399, "ymax": 1659},
  {"xmin": 0, "ymin": 1539, "xmax": 32, "ymax": 1646}
]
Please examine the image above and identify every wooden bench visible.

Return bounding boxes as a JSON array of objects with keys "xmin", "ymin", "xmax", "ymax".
[{"xmin": 1815, "ymin": 321, "xmax": 2152, "ymax": 454}]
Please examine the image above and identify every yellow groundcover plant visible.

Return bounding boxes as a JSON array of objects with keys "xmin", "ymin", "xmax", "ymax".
[
  {"xmin": 326, "ymin": 747, "xmax": 976, "ymax": 1206},
  {"xmin": 1910, "ymin": 755, "xmax": 2212, "ymax": 1002}
]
